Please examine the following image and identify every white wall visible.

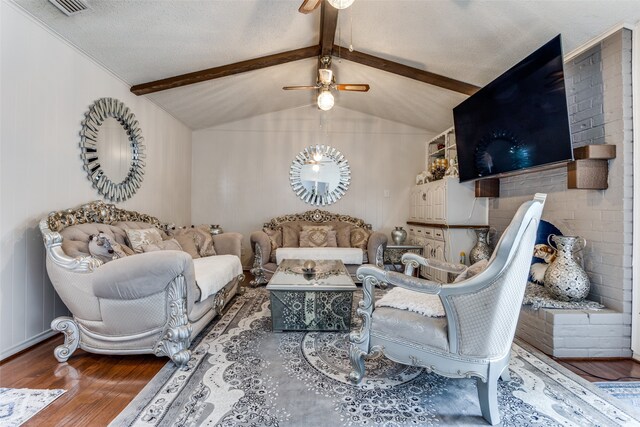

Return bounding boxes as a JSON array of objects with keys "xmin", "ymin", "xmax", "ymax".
[
  {"xmin": 632, "ymin": 23, "xmax": 640, "ymax": 361},
  {"xmin": 0, "ymin": 2, "xmax": 192, "ymax": 359},
  {"xmin": 488, "ymin": 30, "xmax": 634, "ymax": 357},
  {"xmin": 192, "ymin": 106, "xmax": 429, "ymax": 266}
]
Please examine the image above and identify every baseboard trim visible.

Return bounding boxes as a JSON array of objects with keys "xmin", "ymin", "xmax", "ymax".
[{"xmin": 0, "ymin": 329, "xmax": 57, "ymax": 361}]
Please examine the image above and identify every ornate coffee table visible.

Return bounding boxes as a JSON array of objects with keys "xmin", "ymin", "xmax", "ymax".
[{"xmin": 266, "ymin": 259, "xmax": 357, "ymax": 332}]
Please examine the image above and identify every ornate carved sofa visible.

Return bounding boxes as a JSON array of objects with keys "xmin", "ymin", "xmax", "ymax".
[
  {"xmin": 249, "ymin": 210, "xmax": 387, "ymax": 286},
  {"xmin": 40, "ymin": 201, "xmax": 244, "ymax": 369}
]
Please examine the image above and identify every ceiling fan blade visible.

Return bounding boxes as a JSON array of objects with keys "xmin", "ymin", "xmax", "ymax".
[
  {"xmin": 335, "ymin": 84, "xmax": 370, "ymax": 92},
  {"xmin": 299, "ymin": 0, "xmax": 321, "ymax": 14},
  {"xmin": 283, "ymin": 85, "xmax": 318, "ymax": 90}
]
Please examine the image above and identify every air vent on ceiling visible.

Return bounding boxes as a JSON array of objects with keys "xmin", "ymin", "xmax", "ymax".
[{"xmin": 48, "ymin": 0, "xmax": 88, "ymax": 16}]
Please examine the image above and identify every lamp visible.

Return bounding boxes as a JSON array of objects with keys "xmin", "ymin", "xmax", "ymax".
[
  {"xmin": 317, "ymin": 89, "xmax": 334, "ymax": 111},
  {"xmin": 327, "ymin": 0, "xmax": 355, "ymax": 9}
]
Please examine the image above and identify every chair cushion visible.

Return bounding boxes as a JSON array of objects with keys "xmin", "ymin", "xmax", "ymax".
[
  {"xmin": 376, "ymin": 287, "xmax": 445, "ymax": 317},
  {"xmin": 372, "ymin": 307, "xmax": 449, "ymax": 351}
]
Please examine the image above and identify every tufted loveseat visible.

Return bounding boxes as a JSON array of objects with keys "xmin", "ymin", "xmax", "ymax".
[
  {"xmin": 39, "ymin": 200, "xmax": 244, "ymax": 369},
  {"xmin": 249, "ymin": 210, "xmax": 387, "ymax": 286}
]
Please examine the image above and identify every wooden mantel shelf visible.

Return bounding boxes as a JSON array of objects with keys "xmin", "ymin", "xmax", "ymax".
[
  {"xmin": 406, "ymin": 221, "xmax": 488, "ymax": 229},
  {"xmin": 474, "ymin": 144, "xmax": 616, "ymax": 197}
]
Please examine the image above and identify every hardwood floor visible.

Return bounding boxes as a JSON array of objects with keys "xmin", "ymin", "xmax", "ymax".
[
  {"xmin": 1, "ymin": 272, "xmax": 638, "ymax": 426},
  {"xmin": 555, "ymin": 357, "xmax": 640, "ymax": 382},
  {"xmin": 0, "ymin": 339, "xmax": 165, "ymax": 426}
]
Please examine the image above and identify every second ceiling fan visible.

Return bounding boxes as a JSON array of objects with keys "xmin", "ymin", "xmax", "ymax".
[{"xmin": 283, "ymin": 56, "xmax": 370, "ymax": 111}]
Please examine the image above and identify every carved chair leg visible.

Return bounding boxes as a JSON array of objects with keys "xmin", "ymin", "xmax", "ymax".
[
  {"xmin": 349, "ymin": 344, "xmax": 367, "ymax": 382},
  {"xmin": 236, "ymin": 274, "xmax": 246, "ymax": 295},
  {"xmin": 51, "ymin": 316, "xmax": 79, "ymax": 362},
  {"xmin": 154, "ymin": 275, "xmax": 193, "ymax": 370},
  {"xmin": 476, "ymin": 371, "xmax": 501, "ymax": 425},
  {"xmin": 249, "ymin": 243, "xmax": 268, "ymax": 287}
]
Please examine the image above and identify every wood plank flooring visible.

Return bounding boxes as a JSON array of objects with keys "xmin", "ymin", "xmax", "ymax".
[{"xmin": 1, "ymin": 273, "xmax": 638, "ymax": 426}]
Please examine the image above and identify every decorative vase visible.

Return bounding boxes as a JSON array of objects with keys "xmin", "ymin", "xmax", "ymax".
[
  {"xmin": 391, "ymin": 227, "xmax": 407, "ymax": 245},
  {"xmin": 469, "ymin": 227, "xmax": 493, "ymax": 264},
  {"xmin": 210, "ymin": 225, "xmax": 223, "ymax": 235},
  {"xmin": 543, "ymin": 235, "xmax": 590, "ymax": 302}
]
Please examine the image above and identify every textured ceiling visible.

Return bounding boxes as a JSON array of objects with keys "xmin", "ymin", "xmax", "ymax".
[{"xmin": 13, "ymin": 0, "xmax": 640, "ymax": 131}]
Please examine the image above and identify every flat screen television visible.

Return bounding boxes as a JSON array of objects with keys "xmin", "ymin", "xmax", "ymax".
[{"xmin": 453, "ymin": 35, "xmax": 573, "ymax": 183}]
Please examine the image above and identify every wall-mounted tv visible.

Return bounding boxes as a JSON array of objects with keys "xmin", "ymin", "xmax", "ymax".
[{"xmin": 453, "ymin": 35, "xmax": 573, "ymax": 183}]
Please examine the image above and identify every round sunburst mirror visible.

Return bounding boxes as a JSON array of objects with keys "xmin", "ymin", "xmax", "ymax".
[
  {"xmin": 79, "ymin": 98, "xmax": 145, "ymax": 202},
  {"xmin": 290, "ymin": 145, "xmax": 350, "ymax": 206}
]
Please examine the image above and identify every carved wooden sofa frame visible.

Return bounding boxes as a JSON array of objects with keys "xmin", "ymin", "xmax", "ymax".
[
  {"xmin": 40, "ymin": 200, "xmax": 244, "ymax": 368},
  {"xmin": 249, "ymin": 209, "xmax": 387, "ymax": 286}
]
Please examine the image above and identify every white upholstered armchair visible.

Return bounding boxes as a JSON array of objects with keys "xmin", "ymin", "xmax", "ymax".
[{"xmin": 350, "ymin": 194, "xmax": 546, "ymax": 425}]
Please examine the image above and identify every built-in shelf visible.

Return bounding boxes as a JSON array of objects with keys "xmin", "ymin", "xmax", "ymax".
[
  {"xmin": 473, "ymin": 144, "xmax": 616, "ymax": 196},
  {"xmin": 406, "ymin": 221, "xmax": 488, "ymax": 229},
  {"xmin": 568, "ymin": 144, "xmax": 616, "ymax": 189}
]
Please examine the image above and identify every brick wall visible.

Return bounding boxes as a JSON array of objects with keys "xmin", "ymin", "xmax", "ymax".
[{"xmin": 491, "ymin": 30, "xmax": 633, "ymax": 357}]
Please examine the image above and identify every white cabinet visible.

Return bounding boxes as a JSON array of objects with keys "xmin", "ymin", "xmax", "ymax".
[
  {"xmin": 409, "ymin": 177, "xmax": 487, "ymax": 225},
  {"xmin": 407, "ymin": 130, "xmax": 489, "ymax": 283},
  {"xmin": 408, "ymin": 223, "xmax": 482, "ymax": 283}
]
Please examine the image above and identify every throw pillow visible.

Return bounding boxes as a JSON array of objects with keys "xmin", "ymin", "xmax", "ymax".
[
  {"xmin": 125, "ymin": 228, "xmax": 163, "ymax": 253},
  {"xmin": 350, "ymin": 227, "xmax": 371, "ymax": 250},
  {"xmin": 263, "ymin": 228, "xmax": 282, "ymax": 264},
  {"xmin": 331, "ymin": 222, "xmax": 353, "ymax": 247},
  {"xmin": 453, "ymin": 259, "xmax": 489, "ymax": 283},
  {"xmin": 281, "ymin": 223, "xmax": 300, "ymax": 248},
  {"xmin": 88, "ymin": 232, "xmax": 128, "ymax": 264},
  {"xmin": 141, "ymin": 238, "xmax": 183, "ymax": 253},
  {"xmin": 168, "ymin": 226, "xmax": 216, "ymax": 258},
  {"xmin": 193, "ymin": 225, "xmax": 217, "ymax": 257},
  {"xmin": 171, "ymin": 232, "xmax": 201, "ymax": 259},
  {"xmin": 301, "ymin": 225, "xmax": 334, "ymax": 247},
  {"xmin": 300, "ymin": 227, "xmax": 338, "ymax": 248}
]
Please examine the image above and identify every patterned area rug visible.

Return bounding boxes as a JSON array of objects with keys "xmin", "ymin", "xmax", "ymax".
[
  {"xmin": 111, "ymin": 288, "xmax": 640, "ymax": 426},
  {"xmin": 595, "ymin": 382, "xmax": 640, "ymax": 411},
  {"xmin": 0, "ymin": 388, "xmax": 65, "ymax": 426}
]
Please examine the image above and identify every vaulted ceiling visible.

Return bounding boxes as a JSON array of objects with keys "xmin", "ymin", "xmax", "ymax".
[{"xmin": 14, "ymin": 0, "xmax": 640, "ymax": 133}]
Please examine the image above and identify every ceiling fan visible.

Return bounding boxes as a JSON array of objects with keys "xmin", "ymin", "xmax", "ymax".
[
  {"xmin": 298, "ymin": 0, "xmax": 354, "ymax": 14},
  {"xmin": 130, "ymin": 0, "xmax": 478, "ymax": 98},
  {"xmin": 283, "ymin": 56, "xmax": 369, "ymax": 110}
]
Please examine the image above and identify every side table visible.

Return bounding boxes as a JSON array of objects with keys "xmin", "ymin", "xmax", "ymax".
[{"xmin": 383, "ymin": 244, "xmax": 423, "ymax": 275}]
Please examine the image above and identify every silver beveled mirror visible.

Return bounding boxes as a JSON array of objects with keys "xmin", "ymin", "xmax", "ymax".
[
  {"xmin": 79, "ymin": 98, "xmax": 145, "ymax": 202},
  {"xmin": 290, "ymin": 145, "xmax": 350, "ymax": 206}
]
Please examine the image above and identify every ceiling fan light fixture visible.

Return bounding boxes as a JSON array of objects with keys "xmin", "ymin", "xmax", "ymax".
[
  {"xmin": 327, "ymin": 0, "xmax": 355, "ymax": 10},
  {"xmin": 317, "ymin": 90, "xmax": 334, "ymax": 111}
]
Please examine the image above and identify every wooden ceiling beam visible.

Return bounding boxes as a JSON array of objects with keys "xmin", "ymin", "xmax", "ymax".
[
  {"xmin": 131, "ymin": 45, "xmax": 321, "ymax": 96},
  {"xmin": 319, "ymin": 2, "xmax": 339, "ymax": 57},
  {"xmin": 333, "ymin": 45, "xmax": 480, "ymax": 96}
]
